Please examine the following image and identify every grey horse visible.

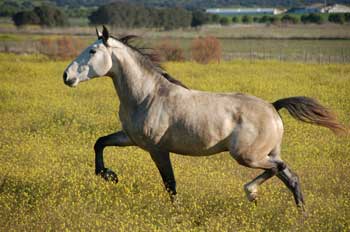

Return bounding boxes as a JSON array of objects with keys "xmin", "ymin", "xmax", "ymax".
[{"xmin": 63, "ymin": 26, "xmax": 346, "ymax": 209}]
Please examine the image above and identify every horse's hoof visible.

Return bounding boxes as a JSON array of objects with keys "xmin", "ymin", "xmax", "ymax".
[
  {"xmin": 247, "ymin": 192, "xmax": 258, "ymax": 202},
  {"xmin": 100, "ymin": 168, "xmax": 118, "ymax": 183},
  {"xmin": 244, "ymin": 184, "xmax": 258, "ymax": 202}
]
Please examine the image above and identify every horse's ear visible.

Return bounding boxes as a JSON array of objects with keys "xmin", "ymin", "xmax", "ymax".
[
  {"xmin": 96, "ymin": 27, "xmax": 102, "ymax": 39},
  {"xmin": 102, "ymin": 25, "xmax": 109, "ymax": 46}
]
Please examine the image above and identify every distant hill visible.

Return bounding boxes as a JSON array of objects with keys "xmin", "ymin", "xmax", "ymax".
[{"xmin": 52, "ymin": 0, "xmax": 350, "ymax": 8}]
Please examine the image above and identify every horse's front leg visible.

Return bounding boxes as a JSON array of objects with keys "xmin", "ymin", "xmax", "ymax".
[
  {"xmin": 94, "ymin": 131, "xmax": 134, "ymax": 183},
  {"xmin": 150, "ymin": 151, "xmax": 177, "ymax": 202}
]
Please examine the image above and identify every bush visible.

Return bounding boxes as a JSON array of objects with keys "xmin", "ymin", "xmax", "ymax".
[
  {"xmin": 259, "ymin": 15, "xmax": 271, "ymax": 23},
  {"xmin": 328, "ymin": 14, "xmax": 345, "ymax": 24},
  {"xmin": 219, "ymin": 17, "xmax": 230, "ymax": 26},
  {"xmin": 281, "ymin": 14, "xmax": 300, "ymax": 24},
  {"xmin": 301, "ymin": 13, "xmax": 324, "ymax": 24},
  {"xmin": 191, "ymin": 36, "xmax": 221, "ymax": 64},
  {"xmin": 345, "ymin": 13, "xmax": 350, "ymax": 22},
  {"xmin": 270, "ymin": 16, "xmax": 281, "ymax": 24},
  {"xmin": 155, "ymin": 40, "xmax": 185, "ymax": 62},
  {"xmin": 210, "ymin": 14, "xmax": 220, "ymax": 23},
  {"xmin": 232, "ymin": 16, "xmax": 240, "ymax": 23},
  {"xmin": 242, "ymin": 15, "xmax": 253, "ymax": 24},
  {"xmin": 38, "ymin": 36, "xmax": 85, "ymax": 60}
]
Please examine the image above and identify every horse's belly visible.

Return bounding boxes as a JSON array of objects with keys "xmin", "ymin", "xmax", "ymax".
[
  {"xmin": 167, "ymin": 141, "xmax": 229, "ymax": 156},
  {"xmin": 159, "ymin": 118, "xmax": 235, "ymax": 155}
]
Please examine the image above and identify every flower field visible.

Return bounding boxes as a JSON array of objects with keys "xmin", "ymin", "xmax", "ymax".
[{"xmin": 0, "ymin": 53, "xmax": 349, "ymax": 231}]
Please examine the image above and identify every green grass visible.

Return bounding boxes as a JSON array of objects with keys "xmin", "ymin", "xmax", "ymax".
[{"xmin": 0, "ymin": 53, "xmax": 349, "ymax": 231}]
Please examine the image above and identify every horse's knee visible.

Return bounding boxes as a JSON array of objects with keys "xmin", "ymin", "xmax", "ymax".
[{"xmin": 94, "ymin": 137, "xmax": 105, "ymax": 151}]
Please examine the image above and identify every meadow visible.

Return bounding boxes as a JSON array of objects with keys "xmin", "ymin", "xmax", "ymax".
[{"xmin": 0, "ymin": 53, "xmax": 349, "ymax": 231}]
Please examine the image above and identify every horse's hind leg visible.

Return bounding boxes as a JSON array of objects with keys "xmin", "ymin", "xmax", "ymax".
[
  {"xmin": 276, "ymin": 166, "xmax": 305, "ymax": 209},
  {"xmin": 241, "ymin": 155, "xmax": 285, "ymax": 203},
  {"xmin": 94, "ymin": 131, "xmax": 134, "ymax": 182}
]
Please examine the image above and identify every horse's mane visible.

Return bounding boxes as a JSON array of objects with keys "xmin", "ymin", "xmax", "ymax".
[{"xmin": 113, "ymin": 35, "xmax": 189, "ymax": 89}]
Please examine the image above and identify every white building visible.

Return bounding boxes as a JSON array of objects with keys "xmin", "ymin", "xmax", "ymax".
[
  {"xmin": 288, "ymin": 4, "xmax": 350, "ymax": 14},
  {"xmin": 206, "ymin": 8, "xmax": 286, "ymax": 15},
  {"xmin": 321, "ymin": 4, "xmax": 350, "ymax": 13}
]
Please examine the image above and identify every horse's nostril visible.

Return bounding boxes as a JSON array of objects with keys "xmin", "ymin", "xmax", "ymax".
[{"xmin": 63, "ymin": 72, "xmax": 68, "ymax": 82}]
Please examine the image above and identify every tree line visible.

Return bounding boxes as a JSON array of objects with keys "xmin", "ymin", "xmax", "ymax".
[
  {"xmin": 88, "ymin": 3, "xmax": 192, "ymax": 30},
  {"xmin": 10, "ymin": 2, "xmax": 350, "ymax": 28},
  {"xmin": 12, "ymin": 4, "xmax": 69, "ymax": 27},
  {"xmin": 213, "ymin": 13, "xmax": 350, "ymax": 25},
  {"xmin": 50, "ymin": 0, "xmax": 350, "ymax": 9}
]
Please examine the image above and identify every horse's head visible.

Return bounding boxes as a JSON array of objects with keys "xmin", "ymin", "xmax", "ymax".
[{"xmin": 63, "ymin": 26, "xmax": 113, "ymax": 87}]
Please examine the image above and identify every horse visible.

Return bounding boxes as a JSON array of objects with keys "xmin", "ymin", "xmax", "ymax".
[{"xmin": 63, "ymin": 26, "xmax": 346, "ymax": 210}]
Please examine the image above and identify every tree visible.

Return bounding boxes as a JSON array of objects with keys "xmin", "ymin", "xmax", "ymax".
[
  {"xmin": 219, "ymin": 17, "xmax": 230, "ymax": 26},
  {"xmin": 232, "ymin": 16, "xmax": 240, "ymax": 23},
  {"xmin": 281, "ymin": 14, "xmax": 300, "ymax": 24},
  {"xmin": 12, "ymin": 5, "xmax": 68, "ymax": 27},
  {"xmin": 270, "ymin": 16, "xmax": 281, "ymax": 24},
  {"xmin": 12, "ymin": 11, "xmax": 40, "ymax": 26},
  {"xmin": 88, "ymin": 4, "xmax": 114, "ymax": 25},
  {"xmin": 211, "ymin": 14, "xmax": 220, "ymax": 23},
  {"xmin": 242, "ymin": 15, "xmax": 253, "ymax": 24},
  {"xmin": 89, "ymin": 2, "xmax": 192, "ymax": 30},
  {"xmin": 328, "ymin": 14, "xmax": 345, "ymax": 24},
  {"xmin": 34, "ymin": 5, "xmax": 69, "ymax": 27},
  {"xmin": 301, "ymin": 13, "xmax": 324, "ymax": 24},
  {"xmin": 191, "ymin": 10, "xmax": 210, "ymax": 27},
  {"xmin": 345, "ymin": 13, "xmax": 350, "ymax": 23}
]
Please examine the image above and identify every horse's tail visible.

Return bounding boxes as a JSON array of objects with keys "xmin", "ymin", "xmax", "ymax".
[{"xmin": 272, "ymin": 96, "xmax": 347, "ymax": 135}]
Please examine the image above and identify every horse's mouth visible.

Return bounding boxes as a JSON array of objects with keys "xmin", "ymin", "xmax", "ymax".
[{"xmin": 64, "ymin": 78, "xmax": 78, "ymax": 87}]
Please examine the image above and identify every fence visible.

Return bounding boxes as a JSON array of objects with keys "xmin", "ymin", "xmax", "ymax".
[{"xmin": 1, "ymin": 39, "xmax": 349, "ymax": 63}]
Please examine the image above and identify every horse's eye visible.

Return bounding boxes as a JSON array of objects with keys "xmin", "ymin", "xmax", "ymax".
[{"xmin": 89, "ymin": 49, "xmax": 96, "ymax": 54}]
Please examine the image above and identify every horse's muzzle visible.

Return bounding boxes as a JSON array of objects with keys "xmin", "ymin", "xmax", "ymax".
[{"xmin": 63, "ymin": 72, "xmax": 77, "ymax": 87}]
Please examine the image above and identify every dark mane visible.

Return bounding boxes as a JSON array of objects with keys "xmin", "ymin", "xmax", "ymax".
[{"xmin": 114, "ymin": 35, "xmax": 189, "ymax": 89}]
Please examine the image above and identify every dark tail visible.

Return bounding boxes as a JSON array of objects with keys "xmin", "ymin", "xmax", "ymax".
[{"xmin": 273, "ymin": 96, "xmax": 346, "ymax": 135}]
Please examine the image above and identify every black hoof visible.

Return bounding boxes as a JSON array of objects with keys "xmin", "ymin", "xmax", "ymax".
[{"xmin": 97, "ymin": 168, "xmax": 118, "ymax": 183}]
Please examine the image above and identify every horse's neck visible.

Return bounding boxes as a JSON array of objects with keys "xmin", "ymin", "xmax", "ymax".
[{"xmin": 109, "ymin": 48, "xmax": 159, "ymax": 112}]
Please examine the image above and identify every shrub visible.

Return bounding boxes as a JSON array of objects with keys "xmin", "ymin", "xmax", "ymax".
[
  {"xmin": 301, "ymin": 13, "xmax": 324, "ymax": 24},
  {"xmin": 155, "ymin": 40, "xmax": 185, "ymax": 62},
  {"xmin": 328, "ymin": 14, "xmax": 345, "ymax": 24},
  {"xmin": 270, "ymin": 16, "xmax": 281, "ymax": 24},
  {"xmin": 259, "ymin": 15, "xmax": 271, "ymax": 23},
  {"xmin": 345, "ymin": 13, "xmax": 350, "ymax": 22},
  {"xmin": 38, "ymin": 36, "xmax": 84, "ymax": 60},
  {"xmin": 191, "ymin": 36, "xmax": 221, "ymax": 64},
  {"xmin": 281, "ymin": 14, "xmax": 300, "ymax": 24},
  {"xmin": 242, "ymin": 15, "xmax": 253, "ymax": 24},
  {"xmin": 211, "ymin": 14, "xmax": 220, "ymax": 23},
  {"xmin": 232, "ymin": 16, "xmax": 240, "ymax": 23},
  {"xmin": 219, "ymin": 17, "xmax": 230, "ymax": 26}
]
